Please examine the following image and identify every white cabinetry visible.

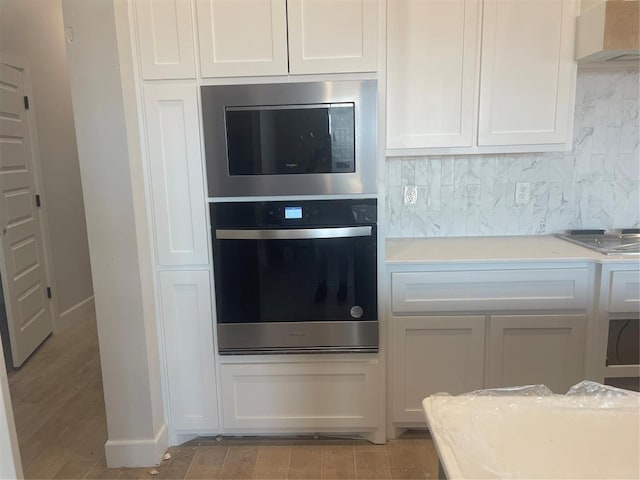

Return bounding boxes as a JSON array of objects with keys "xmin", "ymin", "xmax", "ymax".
[
  {"xmin": 159, "ymin": 271, "xmax": 218, "ymax": 432},
  {"xmin": 195, "ymin": 0, "xmax": 288, "ymax": 77},
  {"xmin": 386, "ymin": 0, "xmax": 577, "ymax": 154},
  {"xmin": 139, "ymin": 83, "xmax": 218, "ymax": 439},
  {"xmin": 220, "ymin": 358, "xmax": 379, "ymax": 431},
  {"xmin": 389, "ymin": 264, "xmax": 592, "ymax": 426},
  {"xmin": 142, "ymin": 85, "xmax": 209, "ymax": 267},
  {"xmin": 196, "ymin": 0, "xmax": 378, "ymax": 77},
  {"xmin": 478, "ymin": 0, "xmax": 576, "ymax": 146},
  {"xmin": 134, "ymin": 0, "xmax": 197, "ymax": 79},
  {"xmin": 287, "ymin": 0, "xmax": 379, "ymax": 74},
  {"xmin": 487, "ymin": 314, "xmax": 586, "ymax": 393},
  {"xmin": 592, "ymin": 263, "xmax": 640, "ymax": 390},
  {"xmin": 392, "ymin": 316, "xmax": 485, "ymax": 423},
  {"xmin": 386, "ymin": 0, "xmax": 480, "ymax": 149}
]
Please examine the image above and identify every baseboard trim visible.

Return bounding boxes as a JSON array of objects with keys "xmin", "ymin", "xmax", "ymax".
[
  {"xmin": 55, "ymin": 296, "xmax": 95, "ymax": 333},
  {"xmin": 105, "ymin": 423, "xmax": 168, "ymax": 468}
]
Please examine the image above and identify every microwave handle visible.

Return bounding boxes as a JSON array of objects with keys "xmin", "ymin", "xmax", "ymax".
[{"xmin": 215, "ymin": 226, "xmax": 372, "ymax": 240}]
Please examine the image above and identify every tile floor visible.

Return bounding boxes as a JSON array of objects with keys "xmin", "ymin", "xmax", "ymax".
[{"xmin": 8, "ymin": 315, "xmax": 440, "ymax": 479}]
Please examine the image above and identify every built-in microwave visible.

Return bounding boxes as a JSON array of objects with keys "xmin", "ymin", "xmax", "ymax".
[{"xmin": 201, "ymin": 80, "xmax": 377, "ymax": 197}]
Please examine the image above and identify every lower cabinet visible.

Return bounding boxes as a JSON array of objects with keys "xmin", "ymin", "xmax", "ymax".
[
  {"xmin": 486, "ymin": 314, "xmax": 586, "ymax": 393},
  {"xmin": 391, "ymin": 316, "xmax": 485, "ymax": 423},
  {"xmin": 159, "ymin": 270, "xmax": 219, "ymax": 433},
  {"xmin": 220, "ymin": 360, "xmax": 379, "ymax": 431},
  {"xmin": 391, "ymin": 313, "xmax": 587, "ymax": 424}
]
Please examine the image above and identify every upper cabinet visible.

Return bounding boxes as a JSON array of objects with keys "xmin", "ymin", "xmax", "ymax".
[
  {"xmin": 478, "ymin": 0, "xmax": 576, "ymax": 146},
  {"xmin": 287, "ymin": 0, "xmax": 379, "ymax": 74},
  {"xmin": 195, "ymin": 0, "xmax": 288, "ymax": 77},
  {"xmin": 194, "ymin": 0, "xmax": 378, "ymax": 78},
  {"xmin": 386, "ymin": 0, "xmax": 578, "ymax": 155},
  {"xmin": 386, "ymin": 0, "xmax": 480, "ymax": 149},
  {"xmin": 134, "ymin": 0, "xmax": 197, "ymax": 79}
]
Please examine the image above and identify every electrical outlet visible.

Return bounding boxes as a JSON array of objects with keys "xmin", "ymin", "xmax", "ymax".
[
  {"xmin": 514, "ymin": 182, "xmax": 531, "ymax": 204},
  {"xmin": 404, "ymin": 185, "xmax": 418, "ymax": 206}
]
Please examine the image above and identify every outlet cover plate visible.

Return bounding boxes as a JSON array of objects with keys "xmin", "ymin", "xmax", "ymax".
[
  {"xmin": 515, "ymin": 182, "xmax": 531, "ymax": 204},
  {"xmin": 404, "ymin": 185, "xmax": 418, "ymax": 205}
]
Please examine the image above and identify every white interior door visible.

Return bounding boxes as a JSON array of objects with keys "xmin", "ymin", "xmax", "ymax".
[{"xmin": 0, "ymin": 60, "xmax": 52, "ymax": 367}]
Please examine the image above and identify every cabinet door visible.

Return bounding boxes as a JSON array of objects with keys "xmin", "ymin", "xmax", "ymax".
[
  {"xmin": 392, "ymin": 316, "xmax": 485, "ymax": 423},
  {"xmin": 386, "ymin": 0, "xmax": 480, "ymax": 149},
  {"xmin": 287, "ymin": 0, "xmax": 378, "ymax": 74},
  {"xmin": 159, "ymin": 270, "xmax": 218, "ymax": 431},
  {"xmin": 478, "ymin": 0, "xmax": 577, "ymax": 146},
  {"xmin": 143, "ymin": 85, "xmax": 209, "ymax": 266},
  {"xmin": 487, "ymin": 314, "xmax": 586, "ymax": 393},
  {"xmin": 134, "ymin": 0, "xmax": 197, "ymax": 79},
  {"xmin": 195, "ymin": 0, "xmax": 288, "ymax": 77}
]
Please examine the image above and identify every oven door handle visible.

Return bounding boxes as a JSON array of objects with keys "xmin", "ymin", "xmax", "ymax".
[{"xmin": 215, "ymin": 226, "xmax": 372, "ymax": 240}]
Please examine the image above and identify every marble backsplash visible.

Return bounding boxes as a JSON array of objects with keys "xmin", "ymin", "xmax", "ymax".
[{"xmin": 385, "ymin": 66, "xmax": 640, "ymax": 237}]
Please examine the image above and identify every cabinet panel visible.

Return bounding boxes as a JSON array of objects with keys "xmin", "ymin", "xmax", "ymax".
[
  {"xmin": 159, "ymin": 270, "xmax": 218, "ymax": 431},
  {"xmin": 478, "ymin": 0, "xmax": 576, "ymax": 146},
  {"xmin": 392, "ymin": 316, "xmax": 485, "ymax": 423},
  {"xmin": 487, "ymin": 314, "xmax": 586, "ymax": 393},
  {"xmin": 287, "ymin": 0, "xmax": 378, "ymax": 74},
  {"xmin": 134, "ymin": 0, "xmax": 196, "ymax": 79},
  {"xmin": 386, "ymin": 0, "xmax": 480, "ymax": 149},
  {"xmin": 392, "ymin": 268, "xmax": 589, "ymax": 313},
  {"xmin": 608, "ymin": 270, "xmax": 640, "ymax": 313},
  {"xmin": 220, "ymin": 361, "xmax": 378, "ymax": 430},
  {"xmin": 143, "ymin": 85, "xmax": 209, "ymax": 266},
  {"xmin": 196, "ymin": 0, "xmax": 288, "ymax": 77}
]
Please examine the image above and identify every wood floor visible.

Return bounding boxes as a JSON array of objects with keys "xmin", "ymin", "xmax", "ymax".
[{"xmin": 8, "ymin": 315, "xmax": 440, "ymax": 479}]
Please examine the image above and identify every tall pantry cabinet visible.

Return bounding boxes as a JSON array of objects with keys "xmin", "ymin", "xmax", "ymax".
[
  {"xmin": 128, "ymin": 0, "xmax": 379, "ymax": 442},
  {"xmin": 134, "ymin": 0, "xmax": 219, "ymax": 441},
  {"xmin": 386, "ymin": 0, "xmax": 578, "ymax": 154}
]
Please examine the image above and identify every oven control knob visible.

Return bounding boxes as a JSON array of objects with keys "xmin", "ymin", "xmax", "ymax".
[{"xmin": 350, "ymin": 306, "xmax": 363, "ymax": 319}]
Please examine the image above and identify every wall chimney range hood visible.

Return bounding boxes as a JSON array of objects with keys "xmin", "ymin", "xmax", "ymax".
[{"xmin": 576, "ymin": 0, "xmax": 639, "ymax": 63}]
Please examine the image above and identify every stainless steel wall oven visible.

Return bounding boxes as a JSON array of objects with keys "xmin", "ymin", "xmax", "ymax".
[{"xmin": 211, "ymin": 199, "xmax": 377, "ymax": 354}]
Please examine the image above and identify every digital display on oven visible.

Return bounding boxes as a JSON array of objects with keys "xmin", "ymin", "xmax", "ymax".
[{"xmin": 284, "ymin": 206, "xmax": 303, "ymax": 219}]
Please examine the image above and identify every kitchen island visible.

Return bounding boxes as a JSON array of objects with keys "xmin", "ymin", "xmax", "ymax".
[{"xmin": 422, "ymin": 383, "xmax": 640, "ymax": 479}]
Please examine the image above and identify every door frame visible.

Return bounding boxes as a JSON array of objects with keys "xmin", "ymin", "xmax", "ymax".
[
  {"xmin": 0, "ymin": 339, "xmax": 22, "ymax": 479},
  {"xmin": 0, "ymin": 53, "xmax": 58, "ymax": 336}
]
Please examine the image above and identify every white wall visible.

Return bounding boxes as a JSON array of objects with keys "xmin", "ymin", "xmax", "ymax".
[
  {"xmin": 386, "ymin": 66, "xmax": 640, "ymax": 237},
  {"xmin": 61, "ymin": 0, "xmax": 166, "ymax": 467},
  {"xmin": 0, "ymin": 0, "xmax": 93, "ymax": 321}
]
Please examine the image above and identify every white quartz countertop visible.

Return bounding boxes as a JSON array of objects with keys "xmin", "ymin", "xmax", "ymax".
[{"xmin": 386, "ymin": 235, "xmax": 640, "ymax": 264}]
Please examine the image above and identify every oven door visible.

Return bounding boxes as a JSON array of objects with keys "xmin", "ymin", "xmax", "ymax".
[{"xmin": 213, "ymin": 226, "xmax": 377, "ymax": 354}]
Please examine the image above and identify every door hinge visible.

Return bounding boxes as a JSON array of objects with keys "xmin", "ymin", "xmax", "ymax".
[
  {"xmin": 35, "ymin": 194, "xmax": 41, "ymax": 207},
  {"xmin": 24, "ymin": 96, "xmax": 29, "ymax": 110},
  {"xmin": 46, "ymin": 287, "xmax": 52, "ymax": 299}
]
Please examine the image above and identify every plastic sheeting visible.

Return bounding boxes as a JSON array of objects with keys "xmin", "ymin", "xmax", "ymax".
[{"xmin": 425, "ymin": 381, "xmax": 640, "ymax": 479}]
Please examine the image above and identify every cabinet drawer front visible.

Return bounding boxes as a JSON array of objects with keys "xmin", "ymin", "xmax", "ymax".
[
  {"xmin": 220, "ymin": 362, "xmax": 378, "ymax": 430},
  {"xmin": 392, "ymin": 269, "xmax": 589, "ymax": 313},
  {"xmin": 609, "ymin": 271, "xmax": 640, "ymax": 313}
]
